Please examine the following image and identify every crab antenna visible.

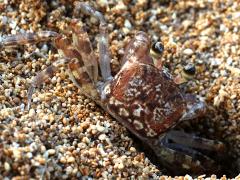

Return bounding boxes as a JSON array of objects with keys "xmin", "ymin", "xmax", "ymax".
[{"xmin": 74, "ymin": 2, "xmax": 112, "ymax": 82}]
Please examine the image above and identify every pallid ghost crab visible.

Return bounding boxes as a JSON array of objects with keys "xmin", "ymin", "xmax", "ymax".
[{"xmin": 0, "ymin": 2, "xmax": 225, "ymax": 174}]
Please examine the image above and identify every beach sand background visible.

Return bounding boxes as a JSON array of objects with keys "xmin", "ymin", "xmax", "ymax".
[{"xmin": 0, "ymin": 0, "xmax": 240, "ymax": 179}]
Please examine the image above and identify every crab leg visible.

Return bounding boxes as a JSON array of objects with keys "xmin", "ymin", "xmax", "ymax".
[
  {"xmin": 154, "ymin": 130, "xmax": 225, "ymax": 174},
  {"xmin": 67, "ymin": 59, "xmax": 99, "ymax": 101},
  {"xmin": 152, "ymin": 139, "xmax": 218, "ymax": 174},
  {"xmin": 0, "ymin": 31, "xmax": 63, "ymax": 110},
  {"xmin": 70, "ymin": 20, "xmax": 98, "ymax": 83},
  {"xmin": 74, "ymin": 2, "xmax": 112, "ymax": 82},
  {"xmin": 54, "ymin": 35, "xmax": 99, "ymax": 100},
  {"xmin": 163, "ymin": 130, "xmax": 225, "ymax": 153},
  {"xmin": 0, "ymin": 31, "xmax": 59, "ymax": 48},
  {"xmin": 27, "ymin": 58, "xmax": 68, "ymax": 110}
]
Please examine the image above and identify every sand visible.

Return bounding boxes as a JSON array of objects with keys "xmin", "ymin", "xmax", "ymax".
[{"xmin": 0, "ymin": 0, "xmax": 240, "ymax": 179}]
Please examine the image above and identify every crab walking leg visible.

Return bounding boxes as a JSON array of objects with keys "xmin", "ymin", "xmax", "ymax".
[
  {"xmin": 27, "ymin": 58, "xmax": 67, "ymax": 110},
  {"xmin": 97, "ymin": 23, "xmax": 112, "ymax": 81},
  {"xmin": 68, "ymin": 58, "xmax": 99, "ymax": 101},
  {"xmin": 54, "ymin": 35, "xmax": 100, "ymax": 100},
  {"xmin": 0, "ymin": 31, "xmax": 60, "ymax": 48},
  {"xmin": 74, "ymin": 2, "xmax": 112, "ymax": 81},
  {"xmin": 163, "ymin": 130, "xmax": 225, "ymax": 152},
  {"xmin": 70, "ymin": 20, "xmax": 98, "ymax": 83},
  {"xmin": 152, "ymin": 141, "xmax": 216, "ymax": 174}
]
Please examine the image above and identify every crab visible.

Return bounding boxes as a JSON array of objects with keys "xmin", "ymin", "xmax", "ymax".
[{"xmin": 0, "ymin": 2, "xmax": 225, "ymax": 175}]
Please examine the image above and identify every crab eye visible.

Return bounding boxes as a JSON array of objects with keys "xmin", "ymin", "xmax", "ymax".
[
  {"xmin": 150, "ymin": 42, "xmax": 164, "ymax": 61},
  {"xmin": 151, "ymin": 42, "xmax": 164, "ymax": 55},
  {"xmin": 182, "ymin": 63, "xmax": 196, "ymax": 80},
  {"xmin": 183, "ymin": 63, "xmax": 196, "ymax": 75}
]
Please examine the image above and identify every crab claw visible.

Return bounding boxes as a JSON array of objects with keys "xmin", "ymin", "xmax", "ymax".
[{"xmin": 180, "ymin": 94, "xmax": 206, "ymax": 121}]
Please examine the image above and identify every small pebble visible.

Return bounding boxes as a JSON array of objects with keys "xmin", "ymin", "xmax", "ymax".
[
  {"xmin": 183, "ymin": 48, "xmax": 194, "ymax": 55},
  {"xmin": 4, "ymin": 162, "xmax": 11, "ymax": 172},
  {"xmin": 29, "ymin": 109, "xmax": 36, "ymax": 117},
  {"xmin": 96, "ymin": 125, "xmax": 105, "ymax": 132},
  {"xmin": 67, "ymin": 156, "xmax": 75, "ymax": 163},
  {"xmin": 48, "ymin": 149, "xmax": 56, "ymax": 155},
  {"xmin": 124, "ymin": 19, "xmax": 132, "ymax": 29},
  {"xmin": 98, "ymin": 134, "xmax": 106, "ymax": 141}
]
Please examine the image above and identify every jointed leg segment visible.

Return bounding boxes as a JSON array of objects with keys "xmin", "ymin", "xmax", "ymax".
[
  {"xmin": 74, "ymin": 2, "xmax": 112, "ymax": 82},
  {"xmin": 163, "ymin": 130, "xmax": 225, "ymax": 152},
  {"xmin": 1, "ymin": 31, "xmax": 63, "ymax": 109},
  {"xmin": 153, "ymin": 130, "xmax": 225, "ymax": 173},
  {"xmin": 151, "ymin": 130, "xmax": 223, "ymax": 174},
  {"xmin": 70, "ymin": 21, "xmax": 98, "ymax": 83},
  {"xmin": 27, "ymin": 58, "xmax": 68, "ymax": 110},
  {"xmin": 1, "ymin": 3, "xmax": 112, "ymax": 109},
  {"xmin": 0, "ymin": 31, "xmax": 60, "ymax": 48},
  {"xmin": 152, "ymin": 142, "xmax": 212, "ymax": 174}
]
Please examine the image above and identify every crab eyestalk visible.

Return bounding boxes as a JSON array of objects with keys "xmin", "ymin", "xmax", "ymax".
[
  {"xmin": 182, "ymin": 63, "xmax": 196, "ymax": 80},
  {"xmin": 150, "ymin": 41, "xmax": 164, "ymax": 69},
  {"xmin": 174, "ymin": 63, "xmax": 196, "ymax": 84},
  {"xmin": 150, "ymin": 41, "xmax": 164, "ymax": 59}
]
